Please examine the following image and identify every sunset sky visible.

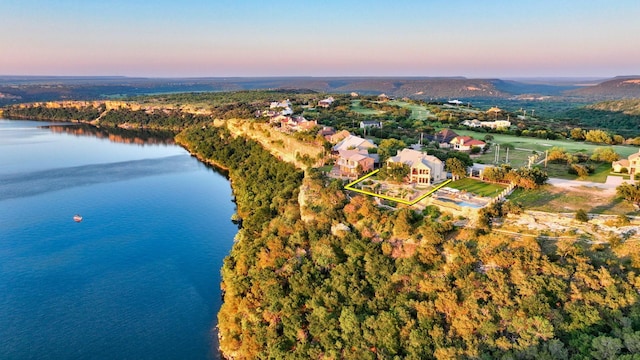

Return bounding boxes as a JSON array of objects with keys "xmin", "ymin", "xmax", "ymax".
[{"xmin": 2, "ymin": 0, "xmax": 639, "ymax": 78}]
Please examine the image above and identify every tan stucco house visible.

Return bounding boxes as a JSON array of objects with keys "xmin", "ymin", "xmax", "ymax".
[
  {"xmin": 387, "ymin": 148, "xmax": 445, "ymax": 185},
  {"xmin": 613, "ymin": 150, "xmax": 640, "ymax": 176}
]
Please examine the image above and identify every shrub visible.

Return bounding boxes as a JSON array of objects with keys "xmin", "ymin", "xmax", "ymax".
[{"xmin": 575, "ymin": 209, "xmax": 589, "ymax": 222}]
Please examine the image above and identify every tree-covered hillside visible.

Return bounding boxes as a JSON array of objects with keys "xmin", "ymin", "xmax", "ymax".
[
  {"xmin": 177, "ymin": 125, "xmax": 640, "ymax": 360},
  {"xmin": 6, "ymin": 96, "xmax": 640, "ymax": 359}
]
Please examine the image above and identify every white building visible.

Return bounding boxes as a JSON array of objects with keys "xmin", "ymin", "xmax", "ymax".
[{"xmin": 387, "ymin": 148, "xmax": 445, "ymax": 185}]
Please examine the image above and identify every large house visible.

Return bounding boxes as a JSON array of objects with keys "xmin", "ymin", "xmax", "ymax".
[
  {"xmin": 450, "ymin": 136, "xmax": 486, "ymax": 152},
  {"xmin": 461, "ymin": 119, "xmax": 482, "ymax": 128},
  {"xmin": 461, "ymin": 119, "xmax": 511, "ymax": 129},
  {"xmin": 328, "ymin": 129, "xmax": 351, "ymax": 144},
  {"xmin": 431, "ymin": 129, "xmax": 459, "ymax": 148},
  {"xmin": 613, "ymin": 150, "xmax": 640, "ymax": 176},
  {"xmin": 336, "ymin": 149, "xmax": 375, "ymax": 176},
  {"xmin": 387, "ymin": 148, "xmax": 445, "ymax": 185},
  {"xmin": 279, "ymin": 116, "xmax": 317, "ymax": 132},
  {"xmin": 333, "ymin": 135, "xmax": 377, "ymax": 152},
  {"xmin": 317, "ymin": 96, "xmax": 335, "ymax": 108},
  {"xmin": 269, "ymin": 99, "xmax": 293, "ymax": 116},
  {"xmin": 333, "ymin": 135, "xmax": 378, "ymax": 176},
  {"xmin": 482, "ymin": 120, "xmax": 511, "ymax": 129},
  {"xmin": 360, "ymin": 120, "xmax": 383, "ymax": 129}
]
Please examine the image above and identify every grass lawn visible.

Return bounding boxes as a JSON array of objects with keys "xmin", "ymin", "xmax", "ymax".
[
  {"xmin": 508, "ymin": 185, "xmax": 639, "ymax": 215},
  {"xmin": 541, "ymin": 162, "xmax": 612, "ymax": 182},
  {"xmin": 350, "ymin": 100, "xmax": 384, "ymax": 115},
  {"xmin": 452, "ymin": 129, "xmax": 639, "ymax": 158},
  {"xmin": 473, "ymin": 146, "xmax": 533, "ymax": 168},
  {"xmin": 386, "ymin": 100, "xmax": 435, "ymax": 120},
  {"xmin": 447, "ymin": 178, "xmax": 507, "ymax": 197}
]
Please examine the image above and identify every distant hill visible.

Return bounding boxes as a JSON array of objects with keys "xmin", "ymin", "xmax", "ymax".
[
  {"xmin": 587, "ymin": 98, "xmax": 640, "ymax": 115},
  {"xmin": 565, "ymin": 76, "xmax": 640, "ymax": 99},
  {"xmin": 276, "ymin": 77, "xmax": 512, "ymax": 99},
  {"xmin": 0, "ymin": 77, "xmax": 512, "ymax": 105},
  {"xmin": 491, "ymin": 79, "xmax": 581, "ymax": 96},
  {"xmin": 1, "ymin": 76, "xmax": 640, "ymax": 105},
  {"xmin": 559, "ymin": 98, "xmax": 640, "ymax": 136}
]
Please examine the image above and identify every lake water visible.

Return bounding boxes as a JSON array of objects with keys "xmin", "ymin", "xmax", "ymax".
[{"xmin": 0, "ymin": 120, "xmax": 237, "ymax": 359}]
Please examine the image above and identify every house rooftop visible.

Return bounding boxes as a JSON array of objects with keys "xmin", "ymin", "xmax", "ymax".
[
  {"xmin": 437, "ymin": 129, "xmax": 459, "ymax": 143},
  {"xmin": 333, "ymin": 135, "xmax": 376, "ymax": 151},
  {"xmin": 389, "ymin": 148, "xmax": 442, "ymax": 168}
]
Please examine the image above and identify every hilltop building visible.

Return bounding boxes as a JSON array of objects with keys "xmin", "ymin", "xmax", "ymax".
[
  {"xmin": 333, "ymin": 135, "xmax": 377, "ymax": 153},
  {"xmin": 427, "ymin": 128, "xmax": 459, "ymax": 148},
  {"xmin": 333, "ymin": 134, "xmax": 378, "ymax": 176},
  {"xmin": 317, "ymin": 96, "xmax": 335, "ymax": 108},
  {"xmin": 360, "ymin": 120, "xmax": 383, "ymax": 129},
  {"xmin": 269, "ymin": 99, "xmax": 293, "ymax": 116},
  {"xmin": 387, "ymin": 148, "xmax": 445, "ymax": 185},
  {"xmin": 461, "ymin": 119, "xmax": 511, "ymax": 129},
  {"xmin": 327, "ymin": 129, "xmax": 351, "ymax": 144},
  {"xmin": 336, "ymin": 150, "xmax": 375, "ymax": 176},
  {"xmin": 450, "ymin": 136, "xmax": 486, "ymax": 152},
  {"xmin": 612, "ymin": 149, "xmax": 640, "ymax": 176}
]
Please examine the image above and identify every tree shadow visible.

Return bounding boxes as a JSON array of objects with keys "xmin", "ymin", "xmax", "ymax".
[{"xmin": 589, "ymin": 196, "xmax": 625, "ymax": 214}]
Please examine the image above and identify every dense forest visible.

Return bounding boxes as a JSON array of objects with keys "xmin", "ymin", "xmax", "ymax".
[
  {"xmin": 175, "ymin": 125, "xmax": 640, "ymax": 359},
  {"xmin": 2, "ymin": 104, "xmax": 104, "ymax": 122},
  {"xmin": 97, "ymin": 108, "xmax": 212, "ymax": 131},
  {"xmin": 561, "ymin": 108, "xmax": 640, "ymax": 137}
]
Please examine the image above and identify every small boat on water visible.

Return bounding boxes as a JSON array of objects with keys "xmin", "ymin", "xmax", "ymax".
[{"xmin": 73, "ymin": 214, "xmax": 83, "ymax": 222}]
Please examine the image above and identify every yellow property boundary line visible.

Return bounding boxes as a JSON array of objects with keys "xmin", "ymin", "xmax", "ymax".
[{"xmin": 344, "ymin": 169, "xmax": 452, "ymax": 205}]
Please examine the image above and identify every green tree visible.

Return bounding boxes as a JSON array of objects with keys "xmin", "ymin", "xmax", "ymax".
[
  {"xmin": 445, "ymin": 157, "xmax": 467, "ymax": 180},
  {"xmin": 379, "ymin": 162, "xmax": 410, "ymax": 183},
  {"xmin": 446, "ymin": 151, "xmax": 473, "ymax": 167},
  {"xmin": 585, "ymin": 129, "xmax": 613, "ymax": 144},
  {"xmin": 547, "ymin": 147, "xmax": 568, "ymax": 163},
  {"xmin": 482, "ymin": 164, "xmax": 511, "ymax": 182},
  {"xmin": 575, "ymin": 209, "xmax": 589, "ymax": 222},
  {"xmin": 570, "ymin": 127, "xmax": 585, "ymax": 140},
  {"xmin": 613, "ymin": 134, "xmax": 626, "ymax": 145},
  {"xmin": 570, "ymin": 163, "xmax": 590, "ymax": 178},
  {"xmin": 591, "ymin": 336, "xmax": 623, "ymax": 360},
  {"xmin": 591, "ymin": 147, "xmax": 620, "ymax": 162},
  {"xmin": 378, "ymin": 138, "xmax": 407, "ymax": 162},
  {"xmin": 509, "ymin": 167, "xmax": 548, "ymax": 189},
  {"xmin": 617, "ymin": 183, "xmax": 640, "ymax": 206}
]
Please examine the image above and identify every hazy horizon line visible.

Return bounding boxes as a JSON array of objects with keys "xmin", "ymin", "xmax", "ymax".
[{"xmin": 2, "ymin": 74, "xmax": 638, "ymax": 80}]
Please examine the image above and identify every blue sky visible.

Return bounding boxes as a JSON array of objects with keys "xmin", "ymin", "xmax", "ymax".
[{"xmin": 1, "ymin": 0, "xmax": 639, "ymax": 77}]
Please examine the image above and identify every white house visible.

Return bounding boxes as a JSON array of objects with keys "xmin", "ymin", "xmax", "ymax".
[
  {"xmin": 317, "ymin": 96, "xmax": 335, "ymax": 108},
  {"xmin": 360, "ymin": 120, "xmax": 383, "ymax": 129},
  {"xmin": 270, "ymin": 99, "xmax": 293, "ymax": 116},
  {"xmin": 481, "ymin": 120, "xmax": 511, "ymax": 129},
  {"xmin": 450, "ymin": 136, "xmax": 486, "ymax": 152},
  {"xmin": 461, "ymin": 119, "xmax": 482, "ymax": 128}
]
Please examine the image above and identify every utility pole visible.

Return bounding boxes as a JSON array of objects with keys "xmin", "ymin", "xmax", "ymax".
[
  {"xmin": 494, "ymin": 143, "xmax": 500, "ymax": 164},
  {"xmin": 544, "ymin": 150, "xmax": 548, "ymax": 167},
  {"xmin": 505, "ymin": 147, "xmax": 509, "ymax": 163}
]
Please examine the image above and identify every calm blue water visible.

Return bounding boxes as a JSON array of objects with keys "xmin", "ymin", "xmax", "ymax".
[{"xmin": 0, "ymin": 120, "xmax": 237, "ymax": 359}]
